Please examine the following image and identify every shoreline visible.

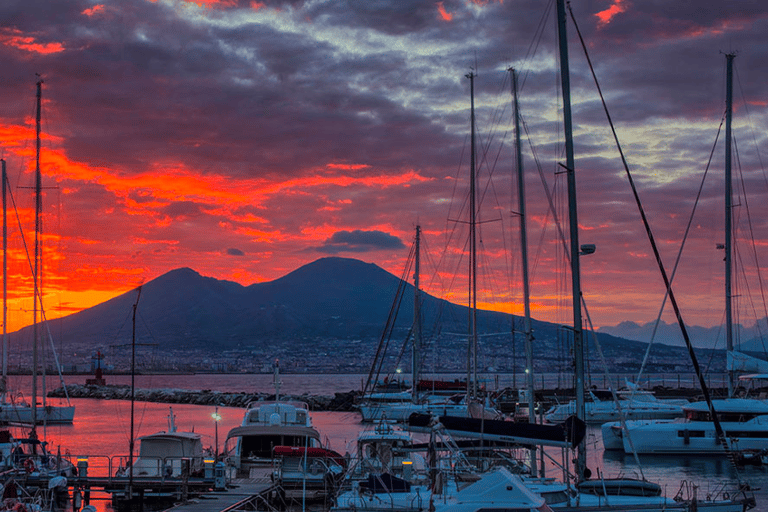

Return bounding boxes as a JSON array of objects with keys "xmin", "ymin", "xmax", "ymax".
[{"xmin": 48, "ymin": 383, "xmax": 728, "ymax": 413}]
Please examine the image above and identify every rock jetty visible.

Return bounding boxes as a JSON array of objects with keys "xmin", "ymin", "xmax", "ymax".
[{"xmin": 48, "ymin": 384, "xmax": 359, "ymax": 412}]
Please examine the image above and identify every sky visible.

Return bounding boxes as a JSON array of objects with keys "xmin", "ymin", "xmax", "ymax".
[{"xmin": 0, "ymin": 0, "xmax": 767, "ymax": 334}]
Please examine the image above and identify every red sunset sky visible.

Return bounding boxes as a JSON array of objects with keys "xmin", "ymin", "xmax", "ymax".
[{"xmin": 0, "ymin": 0, "xmax": 767, "ymax": 335}]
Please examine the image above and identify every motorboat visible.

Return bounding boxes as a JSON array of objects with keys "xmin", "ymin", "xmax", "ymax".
[
  {"xmin": 224, "ymin": 361, "xmax": 323, "ymax": 477},
  {"xmin": 271, "ymin": 445, "xmax": 346, "ymax": 503},
  {"xmin": 125, "ymin": 407, "xmax": 206, "ymax": 477},
  {"xmin": 602, "ymin": 398, "xmax": 768, "ymax": 454}
]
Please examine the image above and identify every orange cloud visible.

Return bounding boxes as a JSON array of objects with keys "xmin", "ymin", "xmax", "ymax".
[
  {"xmin": 0, "ymin": 28, "xmax": 65, "ymax": 55},
  {"xmin": 182, "ymin": 0, "xmax": 238, "ymax": 8},
  {"xmin": 82, "ymin": 5, "xmax": 105, "ymax": 16},
  {"xmin": 437, "ymin": 2, "xmax": 453, "ymax": 21},
  {"xmin": 595, "ymin": 0, "xmax": 627, "ymax": 27},
  {"xmin": 327, "ymin": 163, "xmax": 370, "ymax": 170}
]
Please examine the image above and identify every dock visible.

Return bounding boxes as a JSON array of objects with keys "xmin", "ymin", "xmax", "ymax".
[{"xmin": 162, "ymin": 478, "xmax": 272, "ymax": 512}]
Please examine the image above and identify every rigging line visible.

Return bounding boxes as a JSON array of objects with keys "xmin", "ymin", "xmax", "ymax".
[
  {"xmin": 733, "ymin": 136, "xmax": 768, "ymax": 354},
  {"xmin": 634, "ymin": 116, "xmax": 724, "ymax": 385},
  {"xmin": 363, "ymin": 243, "xmax": 414, "ymax": 396},
  {"xmin": 568, "ymin": 3, "xmax": 735, "ymax": 472},
  {"xmin": 734, "ymin": 64, "xmax": 768, "ymax": 194},
  {"xmin": 518, "ymin": 113, "xmax": 553, "ymax": 282},
  {"xmin": 580, "ymin": 301, "xmax": 645, "ymax": 481},
  {"xmin": 518, "ymin": 0, "xmax": 555, "ymax": 93}
]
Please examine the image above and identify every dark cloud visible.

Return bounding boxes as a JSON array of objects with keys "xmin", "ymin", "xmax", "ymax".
[
  {"xmin": 0, "ymin": 0, "xmax": 765, "ymax": 328},
  {"xmin": 315, "ymin": 230, "xmax": 405, "ymax": 254},
  {"xmin": 226, "ymin": 248, "xmax": 245, "ymax": 256}
]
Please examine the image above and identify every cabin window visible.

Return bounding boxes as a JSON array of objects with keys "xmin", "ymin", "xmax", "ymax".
[
  {"xmin": 540, "ymin": 490, "xmax": 569, "ymax": 504},
  {"xmin": 473, "ymin": 509, "xmax": 531, "ymax": 512},
  {"xmin": 240, "ymin": 435, "xmax": 313, "ymax": 459},
  {"xmin": 677, "ymin": 430, "xmax": 705, "ymax": 438},
  {"xmin": 296, "ymin": 411, "xmax": 306, "ymax": 423}
]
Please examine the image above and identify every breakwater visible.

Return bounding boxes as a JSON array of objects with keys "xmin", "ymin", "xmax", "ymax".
[{"xmin": 48, "ymin": 384, "xmax": 359, "ymax": 411}]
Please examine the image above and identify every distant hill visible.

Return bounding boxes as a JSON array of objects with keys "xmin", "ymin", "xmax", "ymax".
[
  {"xmin": 12, "ymin": 256, "xmax": 721, "ymax": 373},
  {"xmin": 598, "ymin": 319, "xmax": 768, "ymax": 353}
]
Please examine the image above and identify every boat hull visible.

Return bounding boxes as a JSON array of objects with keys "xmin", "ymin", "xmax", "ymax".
[
  {"xmin": 619, "ymin": 416, "xmax": 768, "ymax": 455},
  {"xmin": 0, "ymin": 404, "xmax": 75, "ymax": 425}
]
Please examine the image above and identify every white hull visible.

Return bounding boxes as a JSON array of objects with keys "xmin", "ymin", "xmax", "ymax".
[
  {"xmin": 359, "ymin": 401, "xmax": 470, "ymax": 423},
  {"xmin": 0, "ymin": 404, "xmax": 75, "ymax": 425},
  {"xmin": 606, "ymin": 417, "xmax": 768, "ymax": 455},
  {"xmin": 546, "ymin": 400, "xmax": 684, "ymax": 424}
]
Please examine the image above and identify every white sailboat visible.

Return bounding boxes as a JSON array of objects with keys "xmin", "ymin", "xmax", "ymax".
[
  {"xmin": 358, "ymin": 226, "xmax": 496, "ymax": 423},
  {"xmin": 533, "ymin": 6, "xmax": 749, "ymax": 509},
  {"xmin": 545, "ymin": 382, "xmax": 687, "ymax": 424},
  {"xmin": 603, "ymin": 54, "xmax": 768, "ymax": 458},
  {"xmin": 0, "ymin": 81, "xmax": 74, "ymax": 426}
]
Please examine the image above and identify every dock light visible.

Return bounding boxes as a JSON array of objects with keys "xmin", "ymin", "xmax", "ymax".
[
  {"xmin": 402, "ymin": 460, "xmax": 413, "ymax": 480},
  {"xmin": 212, "ymin": 407, "xmax": 222, "ymax": 460}
]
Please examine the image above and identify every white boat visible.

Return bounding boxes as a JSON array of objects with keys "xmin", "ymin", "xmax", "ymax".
[
  {"xmin": 601, "ymin": 55, "xmax": 766, "ymax": 464},
  {"xmin": 0, "ymin": 82, "xmax": 74, "ymax": 427},
  {"xmin": 0, "ymin": 400, "xmax": 75, "ymax": 425},
  {"xmin": 359, "ymin": 391, "xmax": 486, "ymax": 423},
  {"xmin": 271, "ymin": 445, "xmax": 346, "ymax": 502},
  {"xmin": 545, "ymin": 385, "xmax": 687, "ymax": 424},
  {"xmin": 333, "ymin": 466, "xmax": 547, "ymax": 512},
  {"xmin": 125, "ymin": 407, "xmax": 206, "ymax": 477},
  {"xmin": 224, "ymin": 361, "xmax": 323, "ymax": 477},
  {"xmin": 343, "ymin": 421, "xmax": 427, "ymax": 484},
  {"xmin": 358, "ymin": 226, "xmax": 500, "ymax": 424},
  {"xmin": 604, "ymin": 398, "xmax": 768, "ymax": 455}
]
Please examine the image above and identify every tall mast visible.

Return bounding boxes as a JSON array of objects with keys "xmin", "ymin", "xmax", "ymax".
[
  {"xmin": 412, "ymin": 225, "xmax": 422, "ymax": 404},
  {"xmin": 31, "ymin": 79, "xmax": 43, "ymax": 433},
  {"xmin": 1, "ymin": 158, "xmax": 6, "ymax": 404},
  {"xmin": 556, "ymin": 0, "xmax": 586, "ymax": 481},
  {"xmin": 725, "ymin": 53, "xmax": 735, "ymax": 398},
  {"xmin": 466, "ymin": 71, "xmax": 479, "ymax": 401},
  {"xmin": 129, "ymin": 286, "xmax": 142, "ymax": 490},
  {"xmin": 510, "ymin": 68, "xmax": 537, "ymax": 477}
]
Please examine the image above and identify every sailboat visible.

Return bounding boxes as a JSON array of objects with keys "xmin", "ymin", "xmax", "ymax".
[
  {"xmin": 603, "ymin": 54, "xmax": 768, "ymax": 457},
  {"xmin": 358, "ymin": 226, "xmax": 490, "ymax": 423},
  {"xmin": 0, "ymin": 81, "xmax": 74, "ymax": 426}
]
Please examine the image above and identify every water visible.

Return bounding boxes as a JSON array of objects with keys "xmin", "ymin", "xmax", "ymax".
[{"xmin": 6, "ymin": 373, "xmax": 768, "ymax": 511}]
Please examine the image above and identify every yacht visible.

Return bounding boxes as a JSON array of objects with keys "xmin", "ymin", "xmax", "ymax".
[
  {"xmin": 224, "ymin": 361, "xmax": 323, "ymax": 477},
  {"xmin": 602, "ymin": 398, "xmax": 768, "ymax": 454},
  {"xmin": 126, "ymin": 408, "xmax": 206, "ymax": 477},
  {"xmin": 545, "ymin": 385, "xmax": 687, "ymax": 424}
]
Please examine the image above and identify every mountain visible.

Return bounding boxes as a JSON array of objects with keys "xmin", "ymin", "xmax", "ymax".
[
  {"xmin": 598, "ymin": 319, "xmax": 768, "ymax": 353},
  {"xmin": 13, "ymin": 256, "xmax": 716, "ymax": 373}
]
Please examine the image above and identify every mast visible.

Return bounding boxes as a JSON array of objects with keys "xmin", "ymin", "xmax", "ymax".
[
  {"xmin": 556, "ymin": 0, "xmax": 586, "ymax": 481},
  {"xmin": 412, "ymin": 225, "xmax": 422, "ymax": 404},
  {"xmin": 129, "ymin": 286, "xmax": 142, "ymax": 490},
  {"xmin": 724, "ymin": 53, "xmax": 735, "ymax": 398},
  {"xmin": 510, "ymin": 68, "xmax": 537, "ymax": 477},
  {"xmin": 466, "ymin": 71, "xmax": 479, "ymax": 401},
  {"xmin": 31, "ymin": 78, "xmax": 43, "ymax": 433},
  {"xmin": 1, "ymin": 158, "xmax": 6, "ymax": 404}
]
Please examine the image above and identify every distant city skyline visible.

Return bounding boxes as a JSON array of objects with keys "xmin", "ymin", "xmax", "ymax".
[{"xmin": 0, "ymin": 0, "xmax": 766, "ymax": 333}]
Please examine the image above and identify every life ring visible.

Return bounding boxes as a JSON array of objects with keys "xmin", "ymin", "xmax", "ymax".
[{"xmin": 23, "ymin": 458, "xmax": 35, "ymax": 473}]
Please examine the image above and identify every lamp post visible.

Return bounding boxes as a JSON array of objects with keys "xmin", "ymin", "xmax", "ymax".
[{"xmin": 212, "ymin": 407, "xmax": 221, "ymax": 460}]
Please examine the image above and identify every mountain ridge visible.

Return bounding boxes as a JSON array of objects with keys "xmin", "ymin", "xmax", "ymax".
[{"xmin": 11, "ymin": 256, "xmax": 727, "ymax": 373}]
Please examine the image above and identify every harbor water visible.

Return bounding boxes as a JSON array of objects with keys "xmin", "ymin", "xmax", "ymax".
[{"xmin": 5, "ymin": 373, "xmax": 768, "ymax": 511}]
